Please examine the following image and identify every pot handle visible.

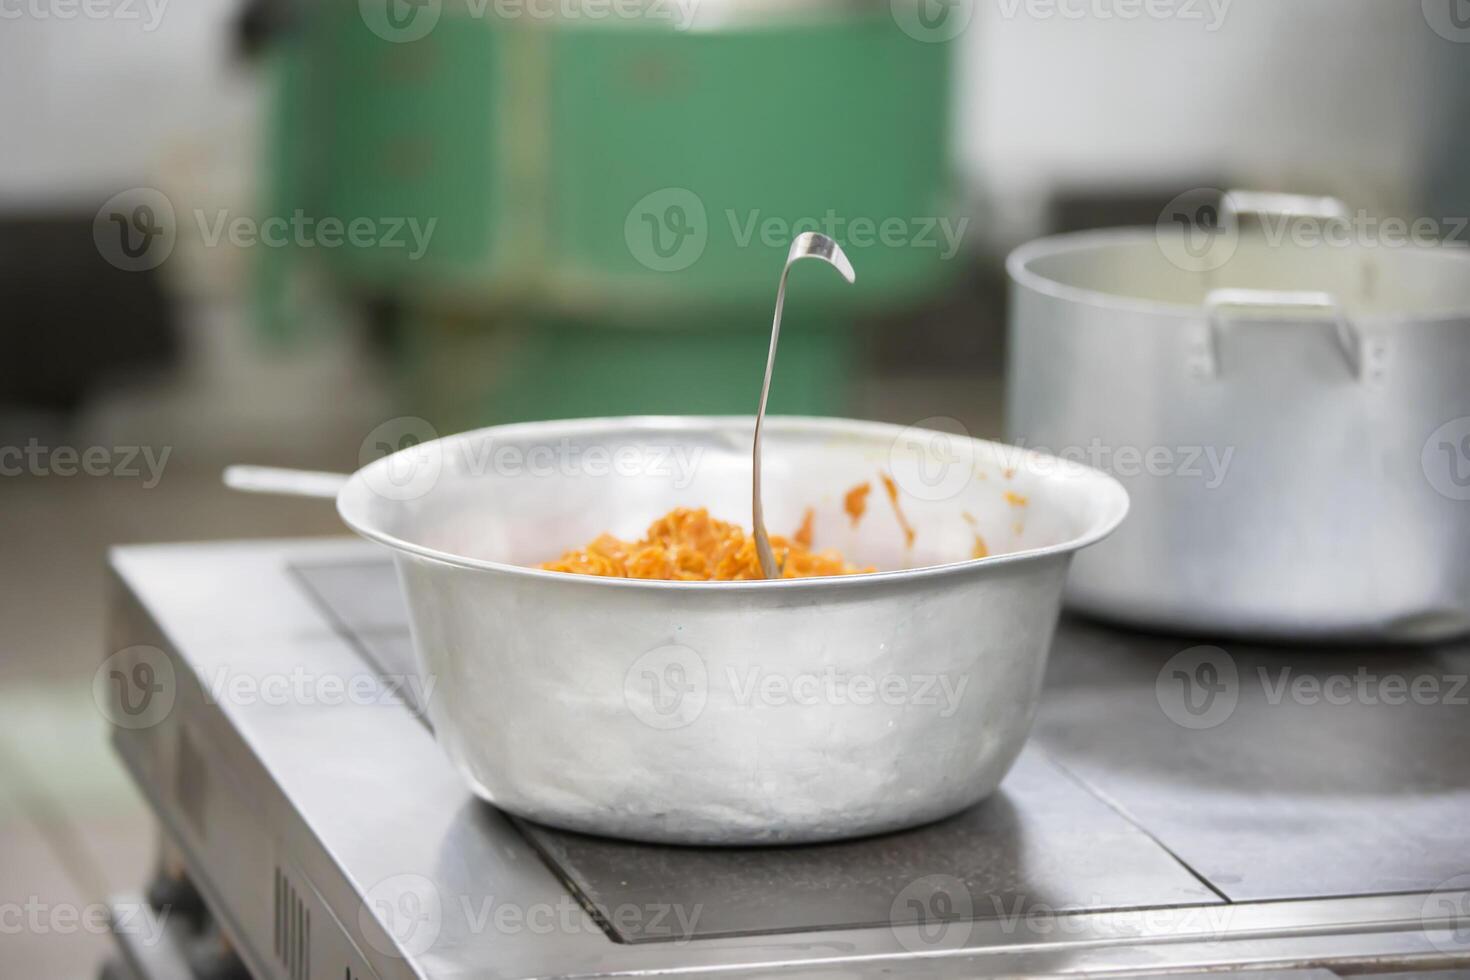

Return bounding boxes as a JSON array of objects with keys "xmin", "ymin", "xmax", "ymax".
[
  {"xmin": 1198, "ymin": 288, "xmax": 1364, "ymax": 380},
  {"xmin": 1221, "ymin": 189, "xmax": 1351, "ymax": 227},
  {"xmin": 222, "ymin": 465, "xmax": 348, "ymax": 499}
]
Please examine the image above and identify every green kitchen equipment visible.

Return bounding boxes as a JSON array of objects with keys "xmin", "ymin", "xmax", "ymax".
[{"xmin": 258, "ymin": 0, "xmax": 956, "ymax": 427}]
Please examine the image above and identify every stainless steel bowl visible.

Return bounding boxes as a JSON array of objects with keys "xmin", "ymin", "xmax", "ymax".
[{"xmin": 316, "ymin": 416, "xmax": 1128, "ymax": 844}]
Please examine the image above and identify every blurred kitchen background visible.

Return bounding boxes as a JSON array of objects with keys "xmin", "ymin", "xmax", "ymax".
[{"xmin": 2, "ymin": 0, "xmax": 1468, "ymax": 973}]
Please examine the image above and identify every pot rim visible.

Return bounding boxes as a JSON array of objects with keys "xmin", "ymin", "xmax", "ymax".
[
  {"xmin": 1006, "ymin": 227, "xmax": 1470, "ymax": 323},
  {"xmin": 336, "ymin": 414, "xmax": 1130, "ymax": 592}
]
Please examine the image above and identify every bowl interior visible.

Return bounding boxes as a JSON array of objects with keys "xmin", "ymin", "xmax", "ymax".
[{"xmin": 338, "ymin": 416, "xmax": 1127, "ymax": 577}]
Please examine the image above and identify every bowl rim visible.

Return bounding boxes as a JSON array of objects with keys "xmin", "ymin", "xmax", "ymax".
[{"xmin": 336, "ymin": 414, "xmax": 1131, "ymax": 591}]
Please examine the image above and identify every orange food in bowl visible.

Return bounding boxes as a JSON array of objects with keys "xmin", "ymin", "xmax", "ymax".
[
  {"xmin": 541, "ymin": 507, "xmax": 875, "ymax": 581},
  {"xmin": 844, "ymin": 481, "xmax": 871, "ymax": 526}
]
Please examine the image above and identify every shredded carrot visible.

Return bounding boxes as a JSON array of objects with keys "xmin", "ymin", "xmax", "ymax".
[
  {"xmin": 878, "ymin": 471, "xmax": 916, "ymax": 549},
  {"xmin": 792, "ymin": 507, "xmax": 815, "ymax": 549},
  {"xmin": 844, "ymin": 482, "xmax": 871, "ymax": 527},
  {"xmin": 540, "ymin": 507, "xmax": 872, "ymax": 581}
]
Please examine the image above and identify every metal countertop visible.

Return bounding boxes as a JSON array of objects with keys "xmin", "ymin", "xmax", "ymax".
[{"xmin": 106, "ymin": 539, "xmax": 1470, "ymax": 980}]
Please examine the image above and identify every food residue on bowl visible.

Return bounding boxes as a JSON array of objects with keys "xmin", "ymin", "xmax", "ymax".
[
  {"xmin": 962, "ymin": 510, "xmax": 989, "ymax": 559},
  {"xmin": 844, "ymin": 481, "xmax": 871, "ymax": 527},
  {"xmin": 1004, "ymin": 490, "xmax": 1028, "ymax": 507},
  {"xmin": 540, "ymin": 507, "xmax": 874, "ymax": 581},
  {"xmin": 878, "ymin": 471, "xmax": 916, "ymax": 549}
]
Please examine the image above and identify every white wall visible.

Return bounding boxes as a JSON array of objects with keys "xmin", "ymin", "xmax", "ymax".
[
  {"xmin": 0, "ymin": 0, "xmax": 243, "ymax": 209},
  {"xmin": 957, "ymin": 0, "xmax": 1453, "ymax": 240}
]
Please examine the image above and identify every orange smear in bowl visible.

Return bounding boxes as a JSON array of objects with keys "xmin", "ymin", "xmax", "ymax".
[
  {"xmin": 962, "ymin": 510, "xmax": 989, "ymax": 559},
  {"xmin": 844, "ymin": 482, "xmax": 871, "ymax": 527},
  {"xmin": 879, "ymin": 472, "xmax": 916, "ymax": 548}
]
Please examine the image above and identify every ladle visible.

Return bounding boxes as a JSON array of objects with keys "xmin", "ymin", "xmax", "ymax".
[{"xmin": 752, "ymin": 232, "xmax": 856, "ymax": 578}]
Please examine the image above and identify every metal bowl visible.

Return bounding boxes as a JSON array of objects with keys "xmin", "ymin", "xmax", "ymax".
[{"xmin": 335, "ymin": 416, "xmax": 1128, "ymax": 844}]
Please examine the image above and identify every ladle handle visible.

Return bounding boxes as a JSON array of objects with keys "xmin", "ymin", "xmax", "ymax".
[
  {"xmin": 752, "ymin": 232, "xmax": 856, "ymax": 578},
  {"xmin": 222, "ymin": 465, "xmax": 349, "ymax": 500}
]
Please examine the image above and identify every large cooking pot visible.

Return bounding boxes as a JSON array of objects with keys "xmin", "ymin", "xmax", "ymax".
[
  {"xmin": 228, "ymin": 415, "xmax": 1126, "ymax": 844},
  {"xmin": 1006, "ymin": 192, "xmax": 1470, "ymax": 643}
]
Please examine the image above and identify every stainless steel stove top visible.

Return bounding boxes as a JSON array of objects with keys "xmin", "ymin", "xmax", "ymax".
[{"xmin": 105, "ymin": 539, "xmax": 1470, "ymax": 980}]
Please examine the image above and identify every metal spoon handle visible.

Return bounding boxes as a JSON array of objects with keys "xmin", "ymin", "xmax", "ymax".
[
  {"xmin": 222, "ymin": 465, "xmax": 349, "ymax": 499},
  {"xmin": 753, "ymin": 232, "xmax": 856, "ymax": 578}
]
